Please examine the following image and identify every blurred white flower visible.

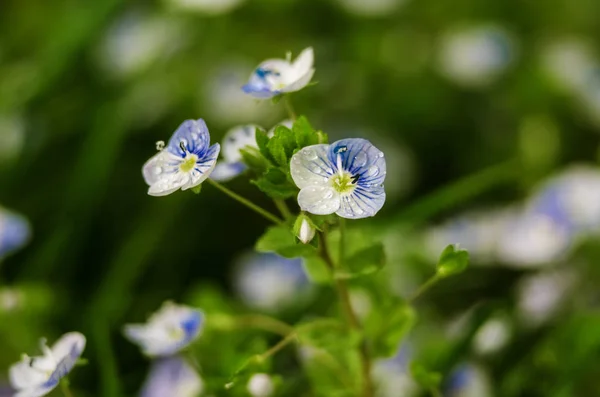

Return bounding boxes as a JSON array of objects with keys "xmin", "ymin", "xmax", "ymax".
[
  {"xmin": 0, "ymin": 207, "xmax": 30, "ymax": 260},
  {"xmin": 142, "ymin": 119, "xmax": 220, "ymax": 196},
  {"xmin": 243, "ymin": 48, "xmax": 315, "ymax": 99},
  {"xmin": 9, "ymin": 332, "xmax": 86, "ymax": 397},
  {"xmin": 438, "ymin": 25, "xmax": 515, "ymax": 87},
  {"xmin": 445, "ymin": 364, "xmax": 492, "ymax": 397},
  {"xmin": 98, "ymin": 12, "xmax": 183, "ymax": 78},
  {"xmin": 124, "ymin": 302, "xmax": 204, "ymax": 357},
  {"xmin": 372, "ymin": 345, "xmax": 418, "ymax": 397},
  {"xmin": 516, "ymin": 269, "xmax": 576, "ymax": 327},
  {"xmin": 233, "ymin": 253, "xmax": 312, "ymax": 312},
  {"xmin": 334, "ymin": 0, "xmax": 407, "ymax": 17},
  {"xmin": 247, "ymin": 373, "xmax": 274, "ymax": 397},
  {"xmin": 211, "ymin": 125, "xmax": 261, "ymax": 182},
  {"xmin": 164, "ymin": 0, "xmax": 245, "ymax": 15},
  {"xmin": 0, "ymin": 288, "xmax": 21, "ymax": 312},
  {"xmin": 540, "ymin": 38, "xmax": 598, "ymax": 93},
  {"xmin": 473, "ymin": 316, "xmax": 512, "ymax": 355},
  {"xmin": 140, "ymin": 357, "xmax": 203, "ymax": 397}
]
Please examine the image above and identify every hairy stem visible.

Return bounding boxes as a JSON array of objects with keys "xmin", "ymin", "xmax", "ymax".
[
  {"xmin": 319, "ymin": 230, "xmax": 374, "ymax": 397},
  {"xmin": 207, "ymin": 179, "xmax": 283, "ymax": 225}
]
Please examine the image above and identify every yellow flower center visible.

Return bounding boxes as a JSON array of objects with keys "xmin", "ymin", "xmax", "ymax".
[
  {"xmin": 331, "ymin": 172, "xmax": 357, "ymax": 194},
  {"xmin": 180, "ymin": 154, "xmax": 198, "ymax": 173}
]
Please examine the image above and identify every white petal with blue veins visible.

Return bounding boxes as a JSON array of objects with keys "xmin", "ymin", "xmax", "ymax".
[
  {"xmin": 298, "ymin": 185, "xmax": 341, "ymax": 215},
  {"xmin": 291, "ymin": 144, "xmax": 333, "ymax": 189}
]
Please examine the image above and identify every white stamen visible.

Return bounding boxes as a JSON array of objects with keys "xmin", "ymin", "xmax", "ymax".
[{"xmin": 336, "ymin": 154, "xmax": 344, "ymax": 177}]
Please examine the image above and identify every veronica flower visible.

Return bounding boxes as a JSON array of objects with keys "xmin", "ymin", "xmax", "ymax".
[
  {"xmin": 242, "ymin": 48, "xmax": 315, "ymax": 99},
  {"xmin": 9, "ymin": 332, "xmax": 86, "ymax": 397},
  {"xmin": 142, "ymin": 119, "xmax": 220, "ymax": 196},
  {"xmin": 140, "ymin": 357, "xmax": 203, "ymax": 397},
  {"xmin": 290, "ymin": 139, "xmax": 386, "ymax": 219},
  {"xmin": 211, "ymin": 124, "xmax": 260, "ymax": 181},
  {"xmin": 233, "ymin": 253, "xmax": 312, "ymax": 312},
  {"xmin": 0, "ymin": 208, "xmax": 30, "ymax": 260},
  {"xmin": 124, "ymin": 302, "xmax": 204, "ymax": 357}
]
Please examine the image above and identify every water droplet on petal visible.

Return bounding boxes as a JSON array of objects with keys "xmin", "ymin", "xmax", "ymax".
[
  {"xmin": 154, "ymin": 167, "xmax": 163, "ymax": 175},
  {"xmin": 354, "ymin": 152, "xmax": 368, "ymax": 167},
  {"xmin": 304, "ymin": 148, "xmax": 318, "ymax": 160},
  {"xmin": 324, "ymin": 190, "xmax": 334, "ymax": 199},
  {"xmin": 378, "ymin": 152, "xmax": 384, "ymax": 158},
  {"xmin": 367, "ymin": 165, "xmax": 379, "ymax": 177}
]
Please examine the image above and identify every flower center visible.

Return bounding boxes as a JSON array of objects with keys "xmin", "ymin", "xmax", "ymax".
[
  {"xmin": 180, "ymin": 154, "xmax": 198, "ymax": 173},
  {"xmin": 330, "ymin": 172, "xmax": 358, "ymax": 194}
]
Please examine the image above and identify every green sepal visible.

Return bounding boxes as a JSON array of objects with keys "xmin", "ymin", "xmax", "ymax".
[
  {"xmin": 436, "ymin": 244, "xmax": 469, "ymax": 278},
  {"xmin": 191, "ymin": 185, "xmax": 202, "ymax": 194}
]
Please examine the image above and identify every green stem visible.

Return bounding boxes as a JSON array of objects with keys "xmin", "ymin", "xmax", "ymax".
[
  {"xmin": 274, "ymin": 199, "xmax": 293, "ymax": 221},
  {"xmin": 231, "ymin": 314, "xmax": 295, "ymax": 336},
  {"xmin": 207, "ymin": 179, "xmax": 283, "ymax": 225},
  {"xmin": 409, "ymin": 274, "xmax": 442, "ymax": 303},
  {"xmin": 283, "ymin": 95, "xmax": 297, "ymax": 121},
  {"xmin": 338, "ymin": 218, "xmax": 346, "ymax": 269},
  {"xmin": 319, "ymin": 230, "xmax": 374, "ymax": 397},
  {"xmin": 258, "ymin": 332, "xmax": 298, "ymax": 362},
  {"xmin": 60, "ymin": 381, "xmax": 74, "ymax": 397}
]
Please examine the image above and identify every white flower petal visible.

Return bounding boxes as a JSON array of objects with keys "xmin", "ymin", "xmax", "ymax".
[
  {"xmin": 337, "ymin": 186, "xmax": 386, "ymax": 219},
  {"xmin": 51, "ymin": 332, "xmax": 86, "ymax": 361},
  {"xmin": 13, "ymin": 384, "xmax": 56, "ymax": 397},
  {"xmin": 221, "ymin": 125, "xmax": 259, "ymax": 163},
  {"xmin": 279, "ymin": 68, "xmax": 315, "ymax": 93},
  {"xmin": 180, "ymin": 144, "xmax": 220, "ymax": 191},
  {"xmin": 298, "ymin": 186, "xmax": 341, "ymax": 215},
  {"xmin": 210, "ymin": 162, "xmax": 247, "ymax": 182},
  {"xmin": 290, "ymin": 145, "xmax": 333, "ymax": 189},
  {"xmin": 292, "ymin": 47, "xmax": 314, "ymax": 77},
  {"xmin": 9, "ymin": 361, "xmax": 48, "ymax": 391},
  {"xmin": 148, "ymin": 171, "xmax": 190, "ymax": 197},
  {"xmin": 141, "ymin": 357, "xmax": 203, "ymax": 397},
  {"xmin": 142, "ymin": 151, "xmax": 181, "ymax": 186}
]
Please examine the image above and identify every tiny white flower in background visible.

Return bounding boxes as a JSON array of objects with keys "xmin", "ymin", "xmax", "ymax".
[
  {"xmin": 233, "ymin": 253, "xmax": 312, "ymax": 312},
  {"xmin": 140, "ymin": 357, "xmax": 203, "ymax": 397},
  {"xmin": 372, "ymin": 345, "xmax": 417, "ymax": 397},
  {"xmin": 291, "ymin": 138, "xmax": 387, "ymax": 219},
  {"xmin": 142, "ymin": 119, "xmax": 220, "ymax": 196},
  {"xmin": 211, "ymin": 124, "xmax": 261, "ymax": 182},
  {"xmin": 438, "ymin": 25, "xmax": 515, "ymax": 87},
  {"xmin": 247, "ymin": 373, "xmax": 274, "ymax": 397},
  {"xmin": 124, "ymin": 302, "xmax": 204, "ymax": 357},
  {"xmin": 164, "ymin": 0, "xmax": 245, "ymax": 15},
  {"xmin": 0, "ymin": 288, "xmax": 21, "ymax": 312},
  {"xmin": 550, "ymin": 166, "xmax": 600, "ymax": 231},
  {"xmin": 0, "ymin": 207, "xmax": 31, "ymax": 260},
  {"xmin": 242, "ymin": 48, "xmax": 315, "ymax": 99},
  {"xmin": 445, "ymin": 364, "xmax": 492, "ymax": 397},
  {"xmin": 9, "ymin": 332, "xmax": 86, "ymax": 397},
  {"xmin": 540, "ymin": 38, "xmax": 598, "ymax": 93},
  {"xmin": 0, "ymin": 114, "xmax": 25, "ymax": 165},
  {"xmin": 335, "ymin": 0, "xmax": 406, "ymax": 17},
  {"xmin": 473, "ymin": 316, "xmax": 512, "ymax": 355}
]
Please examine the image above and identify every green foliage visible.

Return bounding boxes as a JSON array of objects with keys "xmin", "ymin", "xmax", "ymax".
[
  {"xmin": 267, "ymin": 125, "xmax": 298, "ymax": 168},
  {"xmin": 410, "ymin": 362, "xmax": 442, "ymax": 390},
  {"xmin": 335, "ymin": 243, "xmax": 386, "ymax": 280},
  {"xmin": 436, "ymin": 244, "xmax": 469, "ymax": 278},
  {"xmin": 364, "ymin": 297, "xmax": 416, "ymax": 358},
  {"xmin": 190, "ymin": 185, "xmax": 202, "ymax": 194},
  {"xmin": 251, "ymin": 168, "xmax": 297, "ymax": 199},
  {"xmin": 255, "ymin": 225, "xmax": 317, "ymax": 258},
  {"xmin": 239, "ymin": 147, "xmax": 269, "ymax": 175}
]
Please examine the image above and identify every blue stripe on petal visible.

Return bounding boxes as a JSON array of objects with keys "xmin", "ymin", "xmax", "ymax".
[
  {"xmin": 181, "ymin": 310, "xmax": 204, "ymax": 344},
  {"xmin": 337, "ymin": 185, "xmax": 386, "ymax": 219},
  {"xmin": 327, "ymin": 138, "xmax": 387, "ymax": 187},
  {"xmin": 167, "ymin": 119, "xmax": 211, "ymax": 158}
]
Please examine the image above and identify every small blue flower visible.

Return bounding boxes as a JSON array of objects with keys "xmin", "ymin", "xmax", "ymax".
[
  {"xmin": 211, "ymin": 125, "xmax": 260, "ymax": 182},
  {"xmin": 290, "ymin": 138, "xmax": 386, "ymax": 219},
  {"xmin": 0, "ymin": 208, "xmax": 30, "ymax": 260},
  {"xmin": 140, "ymin": 357, "xmax": 203, "ymax": 397},
  {"xmin": 444, "ymin": 364, "xmax": 491, "ymax": 397},
  {"xmin": 142, "ymin": 119, "xmax": 220, "ymax": 196},
  {"xmin": 233, "ymin": 253, "xmax": 312, "ymax": 312},
  {"xmin": 9, "ymin": 332, "xmax": 86, "ymax": 397},
  {"xmin": 242, "ymin": 48, "xmax": 315, "ymax": 99},
  {"xmin": 124, "ymin": 302, "xmax": 204, "ymax": 357}
]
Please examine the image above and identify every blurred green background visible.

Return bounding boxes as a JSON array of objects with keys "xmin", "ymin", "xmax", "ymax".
[{"xmin": 2, "ymin": 0, "xmax": 600, "ymax": 396}]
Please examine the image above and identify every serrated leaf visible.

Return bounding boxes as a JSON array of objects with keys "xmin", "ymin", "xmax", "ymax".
[
  {"xmin": 255, "ymin": 128, "xmax": 274, "ymax": 164},
  {"xmin": 335, "ymin": 243, "xmax": 385, "ymax": 279},
  {"xmin": 252, "ymin": 167, "xmax": 298, "ymax": 199},
  {"xmin": 409, "ymin": 362, "xmax": 442, "ymax": 390},
  {"xmin": 255, "ymin": 225, "xmax": 316, "ymax": 258},
  {"xmin": 437, "ymin": 244, "xmax": 469, "ymax": 278},
  {"xmin": 365, "ymin": 297, "xmax": 416, "ymax": 358},
  {"xmin": 293, "ymin": 116, "xmax": 319, "ymax": 148},
  {"xmin": 267, "ymin": 125, "xmax": 296, "ymax": 167},
  {"xmin": 239, "ymin": 147, "xmax": 269, "ymax": 174}
]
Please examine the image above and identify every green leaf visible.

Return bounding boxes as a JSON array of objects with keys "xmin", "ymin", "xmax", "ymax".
[
  {"xmin": 191, "ymin": 185, "xmax": 202, "ymax": 194},
  {"xmin": 267, "ymin": 125, "xmax": 296, "ymax": 167},
  {"xmin": 255, "ymin": 225, "xmax": 316, "ymax": 258},
  {"xmin": 252, "ymin": 167, "xmax": 298, "ymax": 199},
  {"xmin": 239, "ymin": 147, "xmax": 269, "ymax": 175},
  {"xmin": 335, "ymin": 243, "xmax": 386, "ymax": 279},
  {"xmin": 255, "ymin": 127, "xmax": 274, "ymax": 164},
  {"xmin": 302, "ymin": 254, "xmax": 331, "ymax": 284},
  {"xmin": 296, "ymin": 318, "xmax": 361, "ymax": 350},
  {"xmin": 365, "ymin": 297, "xmax": 416, "ymax": 358},
  {"xmin": 293, "ymin": 116, "xmax": 319, "ymax": 148},
  {"xmin": 437, "ymin": 244, "xmax": 469, "ymax": 278},
  {"xmin": 409, "ymin": 362, "xmax": 442, "ymax": 390},
  {"xmin": 317, "ymin": 130, "xmax": 329, "ymax": 144}
]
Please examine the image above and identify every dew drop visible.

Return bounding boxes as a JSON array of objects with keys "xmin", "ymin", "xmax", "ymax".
[
  {"xmin": 378, "ymin": 152, "xmax": 384, "ymax": 158},
  {"xmin": 354, "ymin": 152, "xmax": 368, "ymax": 167},
  {"xmin": 153, "ymin": 167, "xmax": 163, "ymax": 176},
  {"xmin": 304, "ymin": 148, "xmax": 318, "ymax": 160},
  {"xmin": 367, "ymin": 165, "xmax": 379, "ymax": 177}
]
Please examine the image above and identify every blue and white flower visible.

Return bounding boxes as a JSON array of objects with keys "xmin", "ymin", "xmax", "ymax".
[
  {"xmin": 142, "ymin": 119, "xmax": 220, "ymax": 196},
  {"xmin": 140, "ymin": 357, "xmax": 203, "ymax": 397},
  {"xmin": 372, "ymin": 345, "xmax": 417, "ymax": 397},
  {"xmin": 9, "ymin": 332, "xmax": 86, "ymax": 397},
  {"xmin": 233, "ymin": 253, "xmax": 312, "ymax": 312},
  {"xmin": 211, "ymin": 124, "xmax": 260, "ymax": 181},
  {"xmin": 290, "ymin": 139, "xmax": 386, "ymax": 219},
  {"xmin": 438, "ymin": 25, "xmax": 514, "ymax": 87},
  {"xmin": 242, "ymin": 48, "xmax": 315, "ymax": 99},
  {"xmin": 124, "ymin": 302, "xmax": 204, "ymax": 357},
  {"xmin": 445, "ymin": 364, "xmax": 492, "ymax": 397},
  {"xmin": 0, "ymin": 207, "xmax": 30, "ymax": 260}
]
